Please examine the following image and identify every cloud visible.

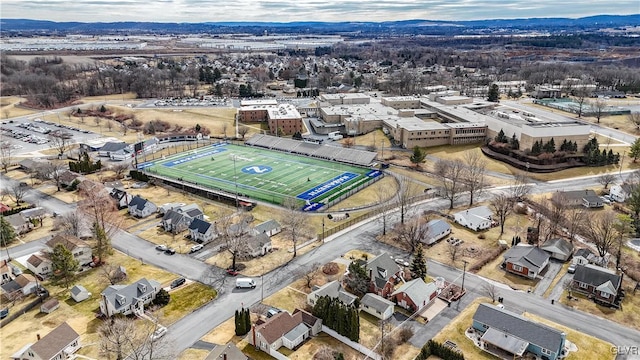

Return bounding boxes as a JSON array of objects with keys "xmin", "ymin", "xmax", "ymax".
[{"xmin": 1, "ymin": 0, "xmax": 638, "ymax": 23}]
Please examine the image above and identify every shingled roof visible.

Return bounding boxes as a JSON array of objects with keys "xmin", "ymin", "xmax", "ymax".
[{"xmin": 30, "ymin": 322, "xmax": 79, "ymax": 360}]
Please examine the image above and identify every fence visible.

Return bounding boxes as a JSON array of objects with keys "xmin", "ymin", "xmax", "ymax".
[
  {"xmin": 0, "ymin": 291, "xmax": 49, "ymax": 328},
  {"xmin": 321, "ymin": 325, "xmax": 382, "ymax": 360},
  {"xmin": 268, "ymin": 347, "xmax": 290, "ymax": 360}
]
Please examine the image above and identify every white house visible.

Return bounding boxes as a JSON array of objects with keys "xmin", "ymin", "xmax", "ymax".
[
  {"xmin": 128, "ymin": 195, "xmax": 158, "ymax": 218},
  {"xmin": 307, "ymin": 280, "xmax": 358, "ymax": 307},
  {"xmin": 254, "ymin": 219, "xmax": 282, "ymax": 237},
  {"xmin": 26, "ymin": 253, "xmax": 52, "ymax": 278},
  {"xmin": 188, "ymin": 218, "xmax": 218, "ymax": 244},
  {"xmin": 453, "ymin": 206, "xmax": 493, "ymax": 231},
  {"xmin": 110, "ymin": 188, "xmax": 133, "ymax": 209},
  {"xmin": 247, "ymin": 310, "xmax": 321, "ymax": 354},
  {"xmin": 10, "ymin": 322, "xmax": 80, "ymax": 360},
  {"xmin": 610, "ymin": 183, "xmax": 634, "ymax": 203},
  {"xmin": 100, "ymin": 278, "xmax": 160, "ymax": 317},
  {"xmin": 46, "ymin": 234, "xmax": 93, "ymax": 266},
  {"xmin": 1, "ymin": 274, "xmax": 39, "ymax": 297},
  {"xmin": 422, "ymin": 219, "xmax": 452, "ymax": 245},
  {"xmin": 71, "ymin": 284, "xmax": 91, "ymax": 302},
  {"xmin": 360, "ymin": 293, "xmax": 395, "ymax": 320},
  {"xmin": 246, "ymin": 233, "xmax": 272, "ymax": 257}
]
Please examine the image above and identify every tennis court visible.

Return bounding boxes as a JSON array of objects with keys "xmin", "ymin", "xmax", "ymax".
[{"xmin": 139, "ymin": 143, "xmax": 382, "ymax": 209}]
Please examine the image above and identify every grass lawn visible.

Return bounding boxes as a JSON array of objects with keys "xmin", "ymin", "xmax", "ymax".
[
  {"xmin": 0, "ymin": 250, "xmax": 176, "ymax": 359},
  {"xmin": 474, "ymin": 254, "xmax": 538, "ymax": 291},
  {"xmin": 1, "ymin": 96, "xmax": 38, "ymax": 118},
  {"xmin": 288, "ymin": 333, "xmax": 368, "ymax": 360},
  {"xmin": 327, "ymin": 175, "xmax": 398, "ymax": 211},
  {"xmin": 559, "ymin": 277, "xmax": 640, "ymax": 331},
  {"xmin": 359, "ymin": 311, "xmax": 382, "ymax": 349},
  {"xmin": 522, "ymin": 313, "xmax": 615, "ymax": 360},
  {"xmin": 262, "ymin": 287, "xmax": 308, "ymax": 313},
  {"xmin": 178, "ymin": 348, "xmax": 210, "ymax": 360},
  {"xmin": 160, "ymin": 282, "xmax": 217, "ymax": 325},
  {"xmin": 339, "ymin": 129, "xmax": 393, "ymax": 152}
]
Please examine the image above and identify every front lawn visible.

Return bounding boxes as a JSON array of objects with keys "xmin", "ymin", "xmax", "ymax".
[{"xmin": 159, "ymin": 282, "xmax": 217, "ymax": 325}]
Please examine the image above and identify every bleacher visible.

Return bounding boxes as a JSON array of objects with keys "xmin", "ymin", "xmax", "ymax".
[{"xmin": 245, "ymin": 134, "xmax": 377, "ymax": 167}]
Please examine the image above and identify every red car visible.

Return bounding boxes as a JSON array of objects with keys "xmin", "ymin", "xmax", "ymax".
[{"xmin": 226, "ymin": 268, "xmax": 239, "ymax": 276}]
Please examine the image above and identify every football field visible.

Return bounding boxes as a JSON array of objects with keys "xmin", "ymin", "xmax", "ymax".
[{"xmin": 139, "ymin": 143, "xmax": 381, "ymax": 209}]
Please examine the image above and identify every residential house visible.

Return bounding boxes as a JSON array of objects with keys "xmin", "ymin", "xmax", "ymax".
[
  {"xmin": 128, "ymin": 195, "xmax": 157, "ymax": 218},
  {"xmin": 247, "ymin": 310, "xmax": 320, "ymax": 353},
  {"xmin": 502, "ymin": 244, "xmax": 550, "ymax": 279},
  {"xmin": 2, "ymin": 274, "xmax": 38, "ymax": 297},
  {"xmin": 571, "ymin": 264, "xmax": 623, "ymax": 307},
  {"xmin": 70, "ymin": 285, "xmax": 91, "ymax": 302},
  {"xmin": 453, "ymin": 206, "xmax": 493, "ymax": 231},
  {"xmin": 472, "ymin": 303, "xmax": 566, "ymax": 360},
  {"xmin": 204, "ymin": 342, "xmax": 248, "ymax": 360},
  {"xmin": 26, "ymin": 253, "xmax": 52, "ymax": 278},
  {"xmin": 540, "ymin": 238, "xmax": 574, "ymax": 262},
  {"xmin": 572, "ymin": 248, "xmax": 593, "ymax": 266},
  {"xmin": 293, "ymin": 308, "xmax": 323, "ymax": 335},
  {"xmin": 98, "ymin": 141, "xmax": 129, "ymax": 157},
  {"xmin": 58, "ymin": 171, "xmax": 80, "ymax": 188},
  {"xmin": 161, "ymin": 204, "xmax": 204, "ymax": 233},
  {"xmin": 391, "ymin": 278, "xmax": 438, "ymax": 312},
  {"xmin": 5, "ymin": 213, "xmax": 32, "ymax": 235},
  {"xmin": 110, "ymin": 188, "xmax": 133, "ymax": 210},
  {"xmin": 21, "ymin": 207, "xmax": 46, "ymax": 221},
  {"xmin": 307, "ymin": 280, "xmax": 358, "ymax": 307},
  {"xmin": 246, "ymin": 233, "xmax": 272, "ymax": 257},
  {"xmin": 40, "ymin": 298, "xmax": 60, "ymax": 314},
  {"xmin": 18, "ymin": 158, "xmax": 45, "ymax": 172},
  {"xmin": 99, "ymin": 278, "xmax": 161, "ymax": 317},
  {"xmin": 551, "ymin": 189, "xmax": 600, "ymax": 207},
  {"xmin": 582, "ymin": 194, "xmax": 603, "ymax": 208},
  {"xmin": 188, "ymin": 218, "xmax": 218, "ymax": 244},
  {"xmin": 365, "ymin": 253, "xmax": 405, "ymax": 298},
  {"xmin": 10, "ymin": 322, "xmax": 80, "ymax": 360},
  {"xmin": 254, "ymin": 219, "xmax": 282, "ymax": 237},
  {"xmin": 1, "ymin": 260, "xmax": 12, "ymax": 284},
  {"xmin": 422, "ymin": 219, "xmax": 451, "ymax": 245},
  {"xmin": 158, "ymin": 202, "xmax": 186, "ymax": 215},
  {"xmin": 610, "ymin": 183, "xmax": 635, "ymax": 203},
  {"xmin": 46, "ymin": 234, "xmax": 93, "ymax": 266},
  {"xmin": 360, "ymin": 293, "xmax": 395, "ymax": 320}
]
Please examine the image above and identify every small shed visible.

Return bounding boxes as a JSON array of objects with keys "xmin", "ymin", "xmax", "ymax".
[
  {"xmin": 71, "ymin": 285, "xmax": 91, "ymax": 302},
  {"xmin": 40, "ymin": 298, "xmax": 60, "ymax": 314}
]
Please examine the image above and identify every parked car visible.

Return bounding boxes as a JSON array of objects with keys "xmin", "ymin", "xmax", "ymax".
[
  {"xmin": 0, "ymin": 308, "xmax": 8, "ymax": 319},
  {"xmin": 150, "ymin": 326, "xmax": 167, "ymax": 341},
  {"xmin": 165, "ymin": 248, "xmax": 176, "ymax": 255},
  {"xmin": 171, "ymin": 278, "xmax": 186, "ymax": 289},
  {"xmin": 395, "ymin": 258, "xmax": 409, "ymax": 267},
  {"xmin": 235, "ymin": 278, "xmax": 256, "ymax": 289},
  {"xmin": 155, "ymin": 244, "xmax": 167, "ymax": 251},
  {"xmin": 190, "ymin": 244, "xmax": 204, "ymax": 253},
  {"xmin": 568, "ymin": 264, "xmax": 577, "ymax": 274},
  {"xmin": 226, "ymin": 268, "xmax": 240, "ymax": 276},
  {"xmin": 267, "ymin": 308, "xmax": 282, "ymax": 318},
  {"xmin": 600, "ymin": 196, "xmax": 611, "ymax": 205}
]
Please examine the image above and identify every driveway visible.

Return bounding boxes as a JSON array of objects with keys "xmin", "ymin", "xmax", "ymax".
[{"xmin": 533, "ymin": 260, "xmax": 563, "ymax": 296}]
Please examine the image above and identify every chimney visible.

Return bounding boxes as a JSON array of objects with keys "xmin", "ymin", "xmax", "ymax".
[
  {"xmin": 223, "ymin": 354, "xmax": 227, "ymax": 360},
  {"xmin": 37, "ymin": 334, "xmax": 40, "ymax": 341},
  {"xmin": 369, "ymin": 269, "xmax": 373, "ymax": 280}
]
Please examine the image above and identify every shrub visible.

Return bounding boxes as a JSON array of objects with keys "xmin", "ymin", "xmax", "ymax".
[
  {"xmin": 322, "ymin": 262, "xmax": 339, "ymax": 275},
  {"xmin": 477, "ymin": 234, "xmax": 486, "ymax": 239},
  {"xmin": 152, "ymin": 288, "xmax": 170, "ymax": 307},
  {"xmin": 469, "ymin": 246, "xmax": 506, "ymax": 272},
  {"xmin": 397, "ymin": 325, "xmax": 414, "ymax": 343}
]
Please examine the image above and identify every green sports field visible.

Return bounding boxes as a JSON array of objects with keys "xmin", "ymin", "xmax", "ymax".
[{"xmin": 139, "ymin": 143, "xmax": 382, "ymax": 209}]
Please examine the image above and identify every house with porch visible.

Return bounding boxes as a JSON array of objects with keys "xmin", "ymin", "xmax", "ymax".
[
  {"xmin": 188, "ymin": 218, "xmax": 218, "ymax": 244},
  {"xmin": 10, "ymin": 322, "xmax": 80, "ymax": 360},
  {"xmin": 247, "ymin": 310, "xmax": 321, "ymax": 354},
  {"xmin": 571, "ymin": 264, "xmax": 623, "ymax": 308},
  {"xmin": 99, "ymin": 278, "xmax": 161, "ymax": 317},
  {"xmin": 472, "ymin": 303, "xmax": 566, "ymax": 360},
  {"xmin": 390, "ymin": 278, "xmax": 438, "ymax": 312},
  {"xmin": 502, "ymin": 244, "xmax": 550, "ymax": 279}
]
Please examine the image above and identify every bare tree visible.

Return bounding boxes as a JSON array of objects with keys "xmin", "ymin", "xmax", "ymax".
[
  {"xmin": 541, "ymin": 197, "xmax": 567, "ymax": 243},
  {"xmin": 491, "ymin": 193, "xmax": 513, "ymax": 236},
  {"xmin": 574, "ymin": 88, "xmax": 590, "ymax": 118},
  {"xmin": 482, "ymin": 282, "xmax": 499, "ymax": 303},
  {"xmin": 508, "ymin": 172, "xmax": 531, "ymax": 201},
  {"xmin": 447, "ymin": 243, "xmax": 460, "ymax": 263},
  {"xmin": 628, "ymin": 112, "xmax": 640, "ymax": 132},
  {"xmin": 216, "ymin": 211, "xmax": 252, "ymax": 270},
  {"xmin": 299, "ymin": 262, "xmax": 321, "ymax": 289},
  {"xmin": 434, "ymin": 159, "xmax": 466, "ymax": 209},
  {"xmin": 589, "ymin": 98, "xmax": 608, "ymax": 124},
  {"xmin": 396, "ymin": 176, "xmax": 419, "ymax": 224},
  {"xmin": 237, "ymin": 125, "xmax": 249, "ymax": 139},
  {"xmin": 563, "ymin": 278, "xmax": 574, "ymax": 299},
  {"xmin": 49, "ymin": 131, "xmax": 72, "ymax": 156},
  {"xmin": 597, "ymin": 173, "xmax": 616, "ymax": 190},
  {"xmin": 613, "ymin": 214, "xmax": 634, "ymax": 269},
  {"xmin": 7, "ymin": 183, "xmax": 27, "ymax": 205},
  {"xmin": 55, "ymin": 211, "xmax": 86, "ymax": 238},
  {"xmin": 280, "ymin": 198, "xmax": 309, "ymax": 258},
  {"xmin": 98, "ymin": 316, "xmax": 173, "ymax": 360},
  {"xmin": 585, "ymin": 210, "xmax": 618, "ymax": 258},
  {"xmin": 44, "ymin": 162, "xmax": 66, "ymax": 191},
  {"xmin": 106, "ymin": 120, "xmax": 114, "ymax": 132},
  {"xmin": 0, "ymin": 140, "xmax": 13, "ymax": 173},
  {"xmin": 110, "ymin": 163, "xmax": 130, "ymax": 179},
  {"xmin": 462, "ymin": 151, "xmax": 487, "ymax": 206},
  {"xmin": 564, "ymin": 206, "xmax": 586, "ymax": 242},
  {"xmin": 100, "ymin": 263, "xmax": 127, "ymax": 285},
  {"xmin": 393, "ymin": 217, "xmax": 428, "ymax": 253},
  {"xmin": 78, "ymin": 180, "xmax": 122, "ymax": 264}
]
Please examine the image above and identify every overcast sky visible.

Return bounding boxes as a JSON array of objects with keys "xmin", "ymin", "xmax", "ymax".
[{"xmin": 1, "ymin": 0, "xmax": 638, "ymax": 23}]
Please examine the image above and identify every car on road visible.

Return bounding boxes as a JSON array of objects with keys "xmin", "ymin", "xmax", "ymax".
[
  {"xmin": 190, "ymin": 244, "xmax": 204, "ymax": 253},
  {"xmin": 155, "ymin": 244, "xmax": 167, "ymax": 251},
  {"xmin": 150, "ymin": 326, "xmax": 167, "ymax": 341},
  {"xmin": 171, "ymin": 277, "xmax": 186, "ymax": 288},
  {"xmin": 165, "ymin": 248, "xmax": 176, "ymax": 255},
  {"xmin": 395, "ymin": 258, "xmax": 410, "ymax": 267},
  {"xmin": 235, "ymin": 278, "xmax": 256, "ymax": 289}
]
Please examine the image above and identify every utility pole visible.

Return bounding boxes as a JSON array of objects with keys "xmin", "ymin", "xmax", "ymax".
[
  {"xmin": 321, "ymin": 217, "xmax": 325, "ymax": 242},
  {"xmin": 461, "ymin": 260, "xmax": 468, "ymax": 291}
]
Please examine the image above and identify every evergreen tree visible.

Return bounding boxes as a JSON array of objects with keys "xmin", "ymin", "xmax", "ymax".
[
  {"xmin": 510, "ymin": 134, "xmax": 519, "ymax": 149},
  {"xmin": 560, "ymin": 139, "xmax": 569, "ymax": 151},
  {"xmin": 244, "ymin": 308, "xmax": 251, "ymax": 335},
  {"xmin": 531, "ymin": 140, "xmax": 541, "ymax": 156},
  {"xmin": 487, "ymin": 84, "xmax": 500, "ymax": 102},
  {"xmin": 608, "ymin": 149, "xmax": 615, "ymax": 164},
  {"xmin": 235, "ymin": 310, "xmax": 242, "ymax": 335},
  {"xmin": 630, "ymin": 138, "xmax": 640, "ymax": 162},
  {"xmin": 0, "ymin": 216, "xmax": 17, "ymax": 247},
  {"xmin": 410, "ymin": 243, "xmax": 428, "ymax": 280},
  {"xmin": 410, "ymin": 146, "xmax": 426, "ymax": 167},
  {"xmin": 50, "ymin": 243, "xmax": 79, "ymax": 289},
  {"xmin": 495, "ymin": 129, "xmax": 508, "ymax": 143},
  {"xmin": 152, "ymin": 288, "xmax": 171, "ymax": 307}
]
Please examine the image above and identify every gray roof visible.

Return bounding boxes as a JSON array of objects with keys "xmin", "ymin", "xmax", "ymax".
[
  {"xmin": 554, "ymin": 189, "xmax": 597, "ymax": 201},
  {"xmin": 454, "ymin": 206, "xmax": 493, "ymax": 222},
  {"xmin": 473, "ymin": 303, "xmax": 565, "ymax": 353},
  {"xmin": 246, "ymin": 232, "xmax": 271, "ymax": 252},
  {"xmin": 254, "ymin": 219, "xmax": 281, "ymax": 234},
  {"xmin": 282, "ymin": 323, "xmax": 309, "ymax": 342},
  {"xmin": 424, "ymin": 219, "xmax": 451, "ymax": 244},
  {"xmin": 366, "ymin": 253, "xmax": 400, "ymax": 283},
  {"xmin": 574, "ymin": 248, "xmax": 593, "ymax": 259},
  {"xmin": 1, "ymin": 279, "xmax": 21, "ymax": 293},
  {"xmin": 391, "ymin": 278, "xmax": 437, "ymax": 308},
  {"xmin": 128, "ymin": 195, "xmax": 149, "ymax": 211},
  {"xmin": 71, "ymin": 285, "xmax": 88, "ymax": 296},
  {"xmin": 101, "ymin": 278, "xmax": 159, "ymax": 313},
  {"xmin": 189, "ymin": 218, "xmax": 212, "ymax": 234},
  {"xmin": 481, "ymin": 327, "xmax": 529, "ymax": 356},
  {"xmin": 503, "ymin": 245, "xmax": 549, "ymax": 273},
  {"xmin": 361, "ymin": 293, "xmax": 395, "ymax": 313},
  {"xmin": 205, "ymin": 343, "xmax": 248, "ymax": 360},
  {"xmin": 162, "ymin": 209, "xmax": 188, "ymax": 224},
  {"xmin": 110, "ymin": 188, "xmax": 128, "ymax": 201},
  {"xmin": 310, "ymin": 280, "xmax": 357, "ymax": 306},
  {"xmin": 4, "ymin": 213, "xmax": 27, "ymax": 228},
  {"xmin": 573, "ymin": 264, "xmax": 621, "ymax": 290},
  {"xmin": 178, "ymin": 203, "xmax": 203, "ymax": 218},
  {"xmin": 100, "ymin": 142, "xmax": 128, "ymax": 152},
  {"xmin": 29, "ymin": 322, "xmax": 80, "ymax": 360},
  {"xmin": 540, "ymin": 238, "xmax": 574, "ymax": 257}
]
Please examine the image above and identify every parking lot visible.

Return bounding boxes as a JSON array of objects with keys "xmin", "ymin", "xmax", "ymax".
[
  {"xmin": 138, "ymin": 96, "xmax": 231, "ymax": 108},
  {"xmin": 1, "ymin": 118, "xmax": 102, "ymax": 155}
]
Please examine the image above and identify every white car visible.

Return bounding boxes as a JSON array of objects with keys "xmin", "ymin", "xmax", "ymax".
[
  {"xmin": 395, "ymin": 258, "xmax": 410, "ymax": 267},
  {"xmin": 190, "ymin": 244, "xmax": 204, "ymax": 253},
  {"xmin": 150, "ymin": 326, "xmax": 167, "ymax": 341},
  {"xmin": 155, "ymin": 244, "xmax": 167, "ymax": 251}
]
